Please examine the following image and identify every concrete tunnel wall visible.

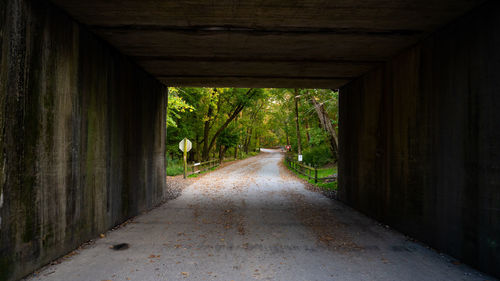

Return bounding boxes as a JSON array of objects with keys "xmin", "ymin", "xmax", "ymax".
[
  {"xmin": 338, "ymin": 1, "xmax": 500, "ymax": 278},
  {"xmin": 0, "ymin": 0, "xmax": 167, "ymax": 280}
]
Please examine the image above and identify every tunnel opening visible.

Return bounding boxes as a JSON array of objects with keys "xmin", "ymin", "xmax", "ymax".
[{"xmin": 165, "ymin": 87, "xmax": 339, "ymax": 182}]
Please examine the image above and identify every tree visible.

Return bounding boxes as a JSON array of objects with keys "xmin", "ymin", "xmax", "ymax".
[
  {"xmin": 217, "ymin": 126, "xmax": 240, "ymax": 162},
  {"xmin": 167, "ymin": 88, "xmax": 194, "ymax": 128},
  {"xmin": 165, "ymin": 87, "xmax": 339, "ymax": 167},
  {"xmin": 294, "ymin": 89, "xmax": 302, "ymax": 155},
  {"xmin": 202, "ymin": 88, "xmax": 218, "ymax": 161},
  {"xmin": 241, "ymin": 100, "xmax": 265, "ymax": 153},
  {"xmin": 201, "ymin": 88, "xmax": 263, "ymax": 160},
  {"xmin": 309, "ymin": 91, "xmax": 339, "ymax": 161}
]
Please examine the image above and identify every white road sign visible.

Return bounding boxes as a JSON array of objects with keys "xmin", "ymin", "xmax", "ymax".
[
  {"xmin": 179, "ymin": 138, "xmax": 192, "ymax": 152},
  {"xmin": 298, "ymin": 154, "xmax": 303, "ymax": 162}
]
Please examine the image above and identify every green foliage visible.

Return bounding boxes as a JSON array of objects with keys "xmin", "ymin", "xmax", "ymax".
[
  {"xmin": 303, "ymin": 144, "xmax": 333, "ymax": 167},
  {"xmin": 308, "ymin": 127, "xmax": 328, "ymax": 146},
  {"xmin": 167, "ymin": 88, "xmax": 194, "ymax": 128},
  {"xmin": 165, "ymin": 87, "xmax": 338, "ymax": 164},
  {"xmin": 316, "ymin": 167, "xmax": 337, "ymax": 178},
  {"xmin": 217, "ymin": 126, "xmax": 240, "ymax": 148},
  {"xmin": 166, "ymin": 158, "xmax": 184, "ymax": 176},
  {"xmin": 166, "ymin": 87, "xmax": 267, "ymax": 161},
  {"xmin": 284, "ymin": 159, "xmax": 338, "ymax": 191},
  {"xmin": 238, "ymin": 150, "xmax": 260, "ymax": 160},
  {"xmin": 316, "ymin": 180, "xmax": 337, "ymax": 190}
]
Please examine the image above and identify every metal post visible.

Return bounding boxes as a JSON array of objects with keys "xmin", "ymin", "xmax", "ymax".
[{"xmin": 183, "ymin": 138, "xmax": 188, "ymax": 179}]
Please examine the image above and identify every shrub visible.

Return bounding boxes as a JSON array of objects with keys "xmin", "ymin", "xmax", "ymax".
[
  {"xmin": 166, "ymin": 158, "xmax": 184, "ymax": 176},
  {"xmin": 302, "ymin": 145, "xmax": 333, "ymax": 167}
]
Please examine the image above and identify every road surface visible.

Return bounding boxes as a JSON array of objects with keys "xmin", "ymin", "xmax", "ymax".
[{"xmin": 25, "ymin": 149, "xmax": 493, "ymax": 281}]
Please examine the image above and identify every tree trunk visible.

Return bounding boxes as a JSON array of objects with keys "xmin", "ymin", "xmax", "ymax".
[
  {"xmin": 294, "ymin": 89, "xmax": 302, "ymax": 155},
  {"xmin": 310, "ymin": 96, "xmax": 338, "ymax": 161},
  {"xmin": 284, "ymin": 121, "xmax": 290, "ymax": 146},
  {"xmin": 202, "ymin": 90, "xmax": 216, "ymax": 160},
  {"xmin": 219, "ymin": 144, "xmax": 226, "ymax": 163},
  {"xmin": 244, "ymin": 127, "xmax": 252, "ymax": 153},
  {"xmin": 205, "ymin": 89, "xmax": 254, "ymax": 159},
  {"xmin": 305, "ymin": 119, "xmax": 310, "ymax": 144},
  {"xmin": 195, "ymin": 134, "xmax": 200, "ymax": 162}
]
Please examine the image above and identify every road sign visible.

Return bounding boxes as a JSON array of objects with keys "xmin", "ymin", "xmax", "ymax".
[
  {"xmin": 179, "ymin": 138, "xmax": 192, "ymax": 152},
  {"xmin": 298, "ymin": 154, "xmax": 303, "ymax": 162},
  {"xmin": 179, "ymin": 138, "xmax": 192, "ymax": 179}
]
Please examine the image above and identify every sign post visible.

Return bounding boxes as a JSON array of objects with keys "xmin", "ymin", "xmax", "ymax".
[{"xmin": 179, "ymin": 138, "xmax": 192, "ymax": 179}]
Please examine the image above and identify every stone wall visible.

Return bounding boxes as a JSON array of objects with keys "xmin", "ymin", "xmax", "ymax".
[
  {"xmin": 0, "ymin": 1, "xmax": 167, "ymax": 280},
  {"xmin": 338, "ymin": 1, "xmax": 500, "ymax": 278}
]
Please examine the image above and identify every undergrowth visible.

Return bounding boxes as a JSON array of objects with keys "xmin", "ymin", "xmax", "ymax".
[{"xmin": 285, "ymin": 160, "xmax": 338, "ymax": 191}]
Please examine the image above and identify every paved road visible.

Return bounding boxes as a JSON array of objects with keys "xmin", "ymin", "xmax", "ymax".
[{"xmin": 26, "ymin": 149, "xmax": 493, "ymax": 281}]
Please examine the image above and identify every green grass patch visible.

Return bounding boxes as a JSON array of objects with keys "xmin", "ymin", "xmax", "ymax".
[
  {"xmin": 285, "ymin": 160, "xmax": 337, "ymax": 191},
  {"xmin": 316, "ymin": 167, "xmax": 337, "ymax": 178},
  {"xmin": 315, "ymin": 181, "xmax": 337, "ymax": 190},
  {"xmin": 166, "ymin": 159, "xmax": 184, "ymax": 176}
]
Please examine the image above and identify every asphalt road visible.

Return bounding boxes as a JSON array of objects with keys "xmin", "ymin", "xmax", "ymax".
[{"xmin": 25, "ymin": 149, "xmax": 494, "ymax": 281}]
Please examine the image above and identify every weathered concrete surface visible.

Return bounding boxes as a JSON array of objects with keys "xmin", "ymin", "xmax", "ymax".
[
  {"xmin": 0, "ymin": 1, "xmax": 166, "ymax": 280},
  {"xmin": 47, "ymin": 0, "xmax": 486, "ymax": 88},
  {"xmin": 338, "ymin": 1, "xmax": 500, "ymax": 278},
  {"xmin": 23, "ymin": 150, "xmax": 495, "ymax": 281}
]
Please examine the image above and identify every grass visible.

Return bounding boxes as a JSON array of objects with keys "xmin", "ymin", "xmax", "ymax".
[
  {"xmin": 316, "ymin": 167, "xmax": 337, "ymax": 178},
  {"xmin": 285, "ymin": 160, "xmax": 338, "ymax": 191},
  {"xmin": 240, "ymin": 151, "xmax": 260, "ymax": 159},
  {"xmin": 166, "ymin": 159, "xmax": 184, "ymax": 176}
]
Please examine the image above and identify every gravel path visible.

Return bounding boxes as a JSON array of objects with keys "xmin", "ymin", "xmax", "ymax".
[{"xmin": 25, "ymin": 149, "xmax": 494, "ymax": 281}]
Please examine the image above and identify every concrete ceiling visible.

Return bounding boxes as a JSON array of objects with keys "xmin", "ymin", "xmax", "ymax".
[{"xmin": 50, "ymin": 0, "xmax": 486, "ymax": 88}]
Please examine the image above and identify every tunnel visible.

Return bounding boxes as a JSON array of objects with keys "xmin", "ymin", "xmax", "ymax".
[{"xmin": 0, "ymin": 0, "xmax": 499, "ymax": 280}]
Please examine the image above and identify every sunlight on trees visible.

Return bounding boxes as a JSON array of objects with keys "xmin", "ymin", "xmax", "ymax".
[{"xmin": 166, "ymin": 87, "xmax": 339, "ymax": 168}]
